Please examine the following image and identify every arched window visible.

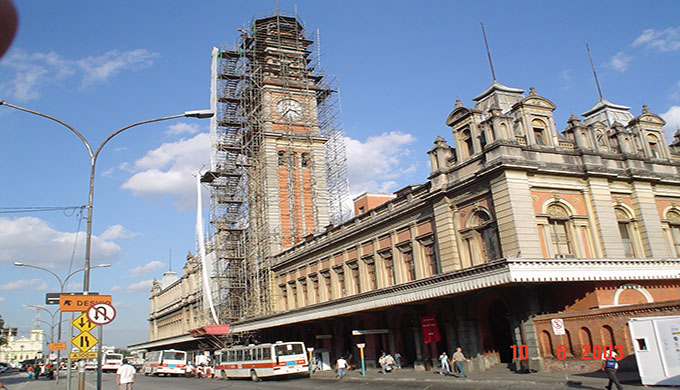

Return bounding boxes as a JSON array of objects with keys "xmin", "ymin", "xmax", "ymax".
[
  {"xmin": 462, "ymin": 129, "xmax": 474, "ymax": 156},
  {"xmin": 462, "ymin": 209, "xmax": 502, "ymax": 265},
  {"xmin": 541, "ymin": 330, "xmax": 554, "ymax": 357},
  {"xmin": 532, "ymin": 119, "xmax": 547, "ymax": 145},
  {"xmin": 579, "ymin": 327, "xmax": 593, "ymax": 357},
  {"xmin": 615, "ymin": 207, "xmax": 638, "ymax": 258},
  {"xmin": 277, "ymin": 150, "xmax": 285, "ymax": 166},
  {"xmin": 647, "ymin": 134, "xmax": 661, "ymax": 158},
  {"xmin": 547, "ymin": 204, "xmax": 573, "ymax": 257},
  {"xmin": 666, "ymin": 210, "xmax": 680, "ymax": 257}
]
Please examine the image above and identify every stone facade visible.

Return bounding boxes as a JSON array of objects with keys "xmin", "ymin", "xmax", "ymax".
[
  {"xmin": 226, "ymin": 81, "xmax": 680, "ymax": 372},
  {"xmin": 147, "ymin": 255, "xmax": 209, "ymax": 342},
  {"xmin": 0, "ymin": 326, "xmax": 43, "ymax": 363}
]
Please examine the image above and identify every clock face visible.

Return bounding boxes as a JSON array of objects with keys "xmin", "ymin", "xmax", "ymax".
[{"xmin": 276, "ymin": 98, "xmax": 303, "ymax": 121}]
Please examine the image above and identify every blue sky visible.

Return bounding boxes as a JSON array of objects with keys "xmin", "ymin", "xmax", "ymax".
[{"xmin": 1, "ymin": 1, "xmax": 679, "ymax": 349}]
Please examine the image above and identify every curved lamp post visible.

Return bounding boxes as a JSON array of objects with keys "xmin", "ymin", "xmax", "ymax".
[{"xmin": 2, "ymin": 100, "xmax": 212, "ymax": 292}]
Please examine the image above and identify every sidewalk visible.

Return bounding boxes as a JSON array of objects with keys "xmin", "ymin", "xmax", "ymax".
[
  {"xmin": 311, "ymin": 365, "xmax": 643, "ymax": 387},
  {"xmin": 0, "ymin": 371, "xmax": 68, "ymax": 390}
]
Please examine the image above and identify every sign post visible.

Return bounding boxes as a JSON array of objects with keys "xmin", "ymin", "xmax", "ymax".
[
  {"xmin": 306, "ymin": 347, "xmax": 314, "ymax": 375},
  {"xmin": 356, "ymin": 343, "xmax": 366, "ymax": 376},
  {"xmin": 551, "ymin": 318, "xmax": 568, "ymax": 381}
]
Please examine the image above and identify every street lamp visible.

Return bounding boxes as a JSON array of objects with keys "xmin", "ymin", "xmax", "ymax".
[
  {"xmin": 13, "ymin": 262, "xmax": 111, "ymax": 293},
  {"xmin": 2, "ymin": 100, "xmax": 212, "ymax": 292},
  {"xmin": 23, "ymin": 304, "xmax": 58, "ymax": 348},
  {"xmin": 15, "ymin": 263, "xmax": 110, "ymax": 385}
]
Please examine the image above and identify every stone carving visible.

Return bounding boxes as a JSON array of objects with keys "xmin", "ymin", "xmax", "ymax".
[{"xmin": 547, "ymin": 204, "xmax": 569, "ymax": 217}]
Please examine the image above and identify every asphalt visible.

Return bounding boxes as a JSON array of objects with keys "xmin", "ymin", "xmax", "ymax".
[
  {"xmin": 310, "ymin": 364, "xmax": 644, "ymax": 388},
  {"xmin": 0, "ymin": 365, "xmax": 645, "ymax": 389}
]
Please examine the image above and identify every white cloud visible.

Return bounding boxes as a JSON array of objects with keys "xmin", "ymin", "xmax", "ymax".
[
  {"xmin": 166, "ymin": 122, "xmax": 200, "ymax": 136},
  {"xmin": 78, "ymin": 49, "xmax": 158, "ymax": 87},
  {"xmin": 345, "ymin": 131, "xmax": 418, "ymax": 196},
  {"xmin": 121, "ymin": 133, "xmax": 210, "ymax": 209},
  {"xmin": 0, "ymin": 48, "xmax": 158, "ymax": 101},
  {"xmin": 99, "ymin": 224, "xmax": 139, "ymax": 240},
  {"xmin": 129, "ymin": 261, "xmax": 165, "ymax": 277},
  {"xmin": 561, "ymin": 69, "xmax": 573, "ymax": 81},
  {"xmin": 0, "ymin": 297, "xmax": 5, "ymax": 303},
  {"xmin": 604, "ymin": 52, "xmax": 632, "ymax": 72},
  {"xmin": 125, "ymin": 280, "xmax": 153, "ymax": 293},
  {"xmin": 110, "ymin": 285, "xmax": 122, "ymax": 292},
  {"xmin": 661, "ymin": 105, "xmax": 680, "ymax": 143},
  {"xmin": 0, "ymin": 279, "xmax": 48, "ymax": 291},
  {"xmin": 0, "ymin": 216, "xmax": 121, "ymax": 268},
  {"xmin": 632, "ymin": 27, "xmax": 680, "ymax": 52}
]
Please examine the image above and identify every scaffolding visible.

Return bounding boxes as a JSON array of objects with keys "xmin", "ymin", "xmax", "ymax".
[{"xmin": 202, "ymin": 11, "xmax": 350, "ymax": 324}]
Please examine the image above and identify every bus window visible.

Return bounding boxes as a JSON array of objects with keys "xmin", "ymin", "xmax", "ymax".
[
  {"xmin": 263, "ymin": 347, "xmax": 271, "ymax": 359},
  {"xmin": 275, "ymin": 343, "xmax": 303, "ymax": 356},
  {"xmin": 236, "ymin": 350, "xmax": 243, "ymax": 361}
]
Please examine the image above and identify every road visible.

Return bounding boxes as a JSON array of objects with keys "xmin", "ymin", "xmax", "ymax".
[{"xmin": 79, "ymin": 372, "xmax": 611, "ymax": 390}]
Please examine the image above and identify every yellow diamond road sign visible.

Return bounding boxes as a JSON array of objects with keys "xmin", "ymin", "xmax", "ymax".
[
  {"xmin": 72, "ymin": 331, "xmax": 98, "ymax": 352},
  {"xmin": 73, "ymin": 312, "xmax": 97, "ymax": 333}
]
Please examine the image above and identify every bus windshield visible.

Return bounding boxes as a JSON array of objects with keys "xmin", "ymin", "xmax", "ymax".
[
  {"xmin": 104, "ymin": 354, "xmax": 122, "ymax": 361},
  {"xmin": 274, "ymin": 343, "xmax": 304, "ymax": 356},
  {"xmin": 162, "ymin": 351, "xmax": 185, "ymax": 361}
]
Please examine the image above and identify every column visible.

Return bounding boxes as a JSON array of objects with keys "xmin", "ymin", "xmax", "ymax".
[
  {"xmin": 432, "ymin": 196, "xmax": 461, "ymax": 272},
  {"xmin": 631, "ymin": 181, "xmax": 670, "ymax": 257},
  {"xmin": 585, "ymin": 178, "xmax": 626, "ymax": 257}
]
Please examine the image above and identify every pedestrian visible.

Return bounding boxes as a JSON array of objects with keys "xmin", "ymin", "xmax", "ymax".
[
  {"xmin": 0, "ymin": 379, "xmax": 6, "ymax": 390},
  {"xmin": 378, "ymin": 352, "xmax": 387, "ymax": 374},
  {"xmin": 384, "ymin": 353, "xmax": 395, "ymax": 373},
  {"xmin": 452, "ymin": 347, "xmax": 470, "ymax": 378},
  {"xmin": 335, "ymin": 356, "xmax": 348, "ymax": 379},
  {"xmin": 601, "ymin": 350, "xmax": 623, "ymax": 390},
  {"xmin": 438, "ymin": 351, "xmax": 451, "ymax": 375},
  {"xmin": 116, "ymin": 358, "xmax": 136, "ymax": 390},
  {"xmin": 393, "ymin": 351, "xmax": 402, "ymax": 369},
  {"xmin": 185, "ymin": 362, "xmax": 194, "ymax": 378},
  {"xmin": 27, "ymin": 365, "xmax": 34, "ymax": 380}
]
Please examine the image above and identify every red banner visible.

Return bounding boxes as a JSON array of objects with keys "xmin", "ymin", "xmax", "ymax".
[{"xmin": 420, "ymin": 316, "xmax": 441, "ymax": 344}]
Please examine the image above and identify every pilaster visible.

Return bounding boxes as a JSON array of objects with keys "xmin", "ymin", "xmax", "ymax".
[
  {"xmin": 631, "ymin": 181, "xmax": 670, "ymax": 257},
  {"xmin": 490, "ymin": 171, "xmax": 543, "ymax": 258},
  {"xmin": 432, "ymin": 196, "xmax": 461, "ymax": 272},
  {"xmin": 585, "ymin": 178, "xmax": 626, "ymax": 258}
]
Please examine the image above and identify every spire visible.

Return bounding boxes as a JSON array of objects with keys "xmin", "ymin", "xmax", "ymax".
[
  {"xmin": 642, "ymin": 104, "xmax": 651, "ymax": 114},
  {"xmin": 455, "ymin": 99, "xmax": 463, "ymax": 108},
  {"xmin": 586, "ymin": 43, "xmax": 604, "ymax": 101},
  {"xmin": 480, "ymin": 23, "xmax": 497, "ymax": 82}
]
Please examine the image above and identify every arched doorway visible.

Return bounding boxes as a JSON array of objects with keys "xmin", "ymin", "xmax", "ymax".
[{"xmin": 487, "ymin": 300, "xmax": 514, "ymax": 363}]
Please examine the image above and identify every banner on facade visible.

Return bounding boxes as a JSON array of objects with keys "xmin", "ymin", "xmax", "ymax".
[{"xmin": 420, "ymin": 316, "xmax": 441, "ymax": 344}]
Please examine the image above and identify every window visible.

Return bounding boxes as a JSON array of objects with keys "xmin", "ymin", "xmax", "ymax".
[
  {"xmin": 299, "ymin": 279, "xmax": 308, "ymax": 306},
  {"xmin": 615, "ymin": 208, "xmax": 637, "ymax": 258},
  {"xmin": 280, "ymin": 285, "xmax": 288, "ymax": 310},
  {"xmin": 321, "ymin": 271, "xmax": 332, "ymax": 300},
  {"xmin": 462, "ymin": 129, "xmax": 474, "ymax": 156},
  {"xmin": 666, "ymin": 210, "xmax": 680, "ymax": 257},
  {"xmin": 348, "ymin": 263, "xmax": 360, "ymax": 294},
  {"xmin": 381, "ymin": 250, "xmax": 395, "ymax": 286},
  {"xmin": 364, "ymin": 257, "xmax": 377, "ymax": 290},
  {"xmin": 647, "ymin": 134, "xmax": 661, "ymax": 158},
  {"xmin": 400, "ymin": 246, "xmax": 416, "ymax": 281},
  {"xmin": 278, "ymin": 150, "xmax": 285, "ymax": 166},
  {"xmin": 301, "ymin": 152, "xmax": 311, "ymax": 167},
  {"xmin": 532, "ymin": 119, "xmax": 547, "ymax": 146},
  {"xmin": 547, "ymin": 204, "xmax": 573, "ymax": 256},
  {"xmin": 463, "ymin": 209, "xmax": 502, "ymax": 264},
  {"xmin": 421, "ymin": 240, "xmax": 437, "ymax": 276},
  {"xmin": 335, "ymin": 267, "xmax": 346, "ymax": 297}
]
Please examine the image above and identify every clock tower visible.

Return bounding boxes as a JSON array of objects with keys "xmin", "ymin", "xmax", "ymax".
[{"xmin": 206, "ymin": 12, "xmax": 348, "ymax": 318}]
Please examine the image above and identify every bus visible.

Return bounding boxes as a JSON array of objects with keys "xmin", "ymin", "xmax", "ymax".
[
  {"xmin": 216, "ymin": 341, "xmax": 309, "ymax": 381},
  {"xmin": 142, "ymin": 349, "xmax": 187, "ymax": 377},
  {"xmin": 102, "ymin": 353, "xmax": 123, "ymax": 373}
]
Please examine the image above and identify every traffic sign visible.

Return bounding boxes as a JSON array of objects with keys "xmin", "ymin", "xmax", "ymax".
[
  {"xmin": 69, "ymin": 351, "xmax": 98, "ymax": 360},
  {"xmin": 47, "ymin": 292, "xmax": 98, "ymax": 305},
  {"xmin": 551, "ymin": 318, "xmax": 566, "ymax": 335},
  {"xmin": 73, "ymin": 312, "xmax": 97, "ymax": 333},
  {"xmin": 72, "ymin": 331, "xmax": 98, "ymax": 352},
  {"xmin": 60, "ymin": 294, "xmax": 111, "ymax": 312},
  {"xmin": 87, "ymin": 303, "xmax": 116, "ymax": 325},
  {"xmin": 49, "ymin": 342, "xmax": 66, "ymax": 351}
]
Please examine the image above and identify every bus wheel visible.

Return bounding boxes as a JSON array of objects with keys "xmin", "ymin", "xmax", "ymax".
[
  {"xmin": 144, "ymin": 372, "xmax": 148, "ymax": 376},
  {"xmin": 250, "ymin": 370, "xmax": 260, "ymax": 382}
]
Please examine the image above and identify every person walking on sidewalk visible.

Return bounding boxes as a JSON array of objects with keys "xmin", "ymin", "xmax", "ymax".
[
  {"xmin": 601, "ymin": 351, "xmax": 623, "ymax": 390},
  {"xmin": 438, "ymin": 351, "xmax": 451, "ymax": 375},
  {"xmin": 452, "ymin": 347, "xmax": 470, "ymax": 378},
  {"xmin": 116, "ymin": 358, "xmax": 136, "ymax": 390}
]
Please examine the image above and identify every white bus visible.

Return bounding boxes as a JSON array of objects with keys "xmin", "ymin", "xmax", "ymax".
[
  {"xmin": 142, "ymin": 349, "xmax": 187, "ymax": 377},
  {"xmin": 102, "ymin": 353, "xmax": 123, "ymax": 373},
  {"xmin": 216, "ymin": 341, "xmax": 309, "ymax": 381}
]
